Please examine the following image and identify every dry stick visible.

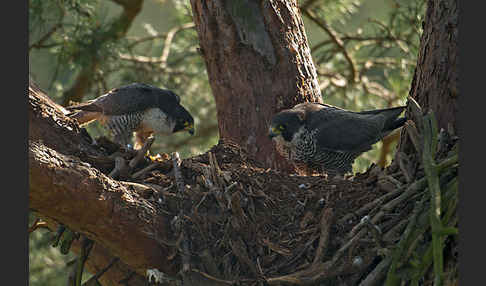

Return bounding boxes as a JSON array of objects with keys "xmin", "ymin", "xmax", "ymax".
[
  {"xmin": 338, "ymin": 188, "xmax": 402, "ymax": 225},
  {"xmin": 381, "ymin": 177, "xmax": 427, "ymax": 211},
  {"xmin": 358, "ymin": 257, "xmax": 391, "ymax": 286},
  {"xmin": 384, "ymin": 194, "xmax": 428, "ymax": 286},
  {"xmin": 396, "ymin": 152, "xmax": 413, "ymax": 183},
  {"xmin": 264, "ymin": 211, "xmax": 383, "ymax": 285},
  {"xmin": 172, "ymin": 152, "xmax": 191, "ymax": 277},
  {"xmin": 382, "ymin": 220, "xmax": 408, "ymax": 243},
  {"xmin": 312, "ymin": 208, "xmax": 334, "ymax": 265},
  {"xmin": 198, "ymin": 248, "xmax": 222, "ymax": 279},
  {"xmin": 131, "ymin": 162, "xmax": 160, "ymax": 179},
  {"xmin": 363, "ymin": 217, "xmax": 384, "ymax": 249},
  {"xmin": 405, "ymin": 120, "xmax": 422, "ymax": 156},
  {"xmin": 108, "ymin": 156, "xmax": 127, "ymax": 179}
]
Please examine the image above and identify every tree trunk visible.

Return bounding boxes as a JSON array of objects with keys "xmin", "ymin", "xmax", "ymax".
[
  {"xmin": 405, "ymin": 0, "xmax": 458, "ymax": 133},
  {"xmin": 189, "ymin": 0, "xmax": 322, "ymax": 172},
  {"xmin": 398, "ymin": 0, "xmax": 459, "ymax": 163}
]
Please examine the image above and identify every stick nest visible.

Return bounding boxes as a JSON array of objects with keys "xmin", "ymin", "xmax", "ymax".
[{"xmin": 82, "ymin": 130, "xmax": 458, "ymax": 285}]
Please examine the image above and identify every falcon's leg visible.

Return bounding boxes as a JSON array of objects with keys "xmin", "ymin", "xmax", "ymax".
[
  {"xmin": 106, "ymin": 115, "xmax": 139, "ymax": 149},
  {"xmin": 114, "ymin": 132, "xmax": 133, "ymax": 150},
  {"xmin": 134, "ymin": 130, "xmax": 154, "ymax": 150}
]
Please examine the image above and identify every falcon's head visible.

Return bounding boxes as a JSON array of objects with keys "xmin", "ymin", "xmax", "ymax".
[
  {"xmin": 172, "ymin": 106, "xmax": 195, "ymax": 135},
  {"xmin": 150, "ymin": 88, "xmax": 195, "ymax": 136},
  {"xmin": 268, "ymin": 109, "xmax": 306, "ymax": 142}
]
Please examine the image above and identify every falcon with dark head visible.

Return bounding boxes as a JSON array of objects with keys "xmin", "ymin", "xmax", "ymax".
[
  {"xmin": 67, "ymin": 83, "xmax": 195, "ymax": 149},
  {"xmin": 269, "ymin": 102, "xmax": 406, "ymax": 176}
]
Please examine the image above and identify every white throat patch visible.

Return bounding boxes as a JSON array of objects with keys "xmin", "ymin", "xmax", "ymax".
[{"xmin": 142, "ymin": 108, "xmax": 175, "ymax": 135}]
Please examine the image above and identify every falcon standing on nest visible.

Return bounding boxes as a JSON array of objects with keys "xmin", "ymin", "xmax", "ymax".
[
  {"xmin": 67, "ymin": 83, "xmax": 195, "ymax": 149},
  {"xmin": 268, "ymin": 102, "xmax": 406, "ymax": 176}
]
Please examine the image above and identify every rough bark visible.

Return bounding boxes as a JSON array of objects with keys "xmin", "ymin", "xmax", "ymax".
[
  {"xmin": 190, "ymin": 0, "xmax": 322, "ymax": 172},
  {"xmin": 406, "ymin": 0, "xmax": 458, "ymax": 134},
  {"xmin": 397, "ymin": 0, "xmax": 458, "ymax": 171}
]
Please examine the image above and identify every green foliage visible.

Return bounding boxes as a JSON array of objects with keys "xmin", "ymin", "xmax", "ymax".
[{"xmin": 29, "ymin": 213, "xmax": 78, "ymax": 286}]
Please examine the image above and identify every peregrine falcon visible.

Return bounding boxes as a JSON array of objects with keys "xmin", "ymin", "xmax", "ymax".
[
  {"xmin": 67, "ymin": 83, "xmax": 195, "ymax": 149},
  {"xmin": 268, "ymin": 102, "xmax": 406, "ymax": 176}
]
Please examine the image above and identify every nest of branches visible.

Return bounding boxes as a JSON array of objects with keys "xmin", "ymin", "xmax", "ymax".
[
  {"xmin": 29, "ymin": 81, "xmax": 458, "ymax": 285},
  {"xmin": 71, "ymin": 104, "xmax": 457, "ymax": 286}
]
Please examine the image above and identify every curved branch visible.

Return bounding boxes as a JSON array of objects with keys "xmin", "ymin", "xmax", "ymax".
[
  {"xmin": 302, "ymin": 8, "xmax": 358, "ymax": 84},
  {"xmin": 29, "ymin": 83, "xmax": 178, "ymax": 284}
]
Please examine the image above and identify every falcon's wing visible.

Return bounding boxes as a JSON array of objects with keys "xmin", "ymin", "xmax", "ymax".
[
  {"xmin": 306, "ymin": 109, "xmax": 384, "ymax": 153},
  {"xmin": 68, "ymin": 83, "xmax": 180, "ymax": 116}
]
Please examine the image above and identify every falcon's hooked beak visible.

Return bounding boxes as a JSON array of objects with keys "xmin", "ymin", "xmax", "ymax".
[
  {"xmin": 184, "ymin": 121, "xmax": 195, "ymax": 135},
  {"xmin": 268, "ymin": 126, "xmax": 281, "ymax": 139}
]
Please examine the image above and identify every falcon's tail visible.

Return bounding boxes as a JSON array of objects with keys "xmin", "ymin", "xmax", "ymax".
[{"xmin": 359, "ymin": 106, "xmax": 406, "ymax": 131}]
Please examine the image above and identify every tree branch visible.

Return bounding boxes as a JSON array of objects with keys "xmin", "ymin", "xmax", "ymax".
[{"xmin": 29, "ymin": 141, "xmax": 176, "ymax": 277}]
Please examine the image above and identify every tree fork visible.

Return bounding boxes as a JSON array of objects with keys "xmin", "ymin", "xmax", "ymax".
[{"xmin": 189, "ymin": 0, "xmax": 322, "ymax": 172}]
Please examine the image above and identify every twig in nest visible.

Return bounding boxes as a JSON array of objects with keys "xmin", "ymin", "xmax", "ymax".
[
  {"xmin": 208, "ymin": 151, "xmax": 223, "ymax": 187},
  {"xmin": 131, "ymin": 162, "xmax": 160, "ymax": 179},
  {"xmin": 108, "ymin": 156, "xmax": 128, "ymax": 179},
  {"xmin": 230, "ymin": 237, "xmax": 260, "ymax": 277},
  {"xmin": 383, "ymin": 220, "xmax": 408, "ymax": 242},
  {"xmin": 171, "ymin": 152, "xmax": 191, "ymax": 276},
  {"xmin": 361, "ymin": 216, "xmax": 384, "ymax": 249},
  {"xmin": 338, "ymin": 188, "xmax": 402, "ymax": 225},
  {"xmin": 313, "ymin": 207, "xmax": 334, "ymax": 265},
  {"xmin": 396, "ymin": 151, "xmax": 413, "ymax": 183},
  {"xmin": 358, "ymin": 257, "xmax": 391, "ymax": 286},
  {"xmin": 129, "ymin": 136, "xmax": 155, "ymax": 169},
  {"xmin": 189, "ymin": 268, "xmax": 235, "ymax": 285},
  {"xmin": 381, "ymin": 177, "xmax": 427, "ymax": 211},
  {"xmin": 172, "ymin": 152, "xmax": 186, "ymax": 196},
  {"xmin": 385, "ymin": 193, "xmax": 428, "ymax": 284},
  {"xmin": 405, "ymin": 120, "xmax": 423, "ymax": 156},
  {"xmin": 198, "ymin": 248, "xmax": 222, "ymax": 278}
]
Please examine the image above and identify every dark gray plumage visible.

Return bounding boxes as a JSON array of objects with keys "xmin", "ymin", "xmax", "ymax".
[
  {"xmin": 67, "ymin": 83, "xmax": 195, "ymax": 149},
  {"xmin": 268, "ymin": 102, "xmax": 406, "ymax": 176}
]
